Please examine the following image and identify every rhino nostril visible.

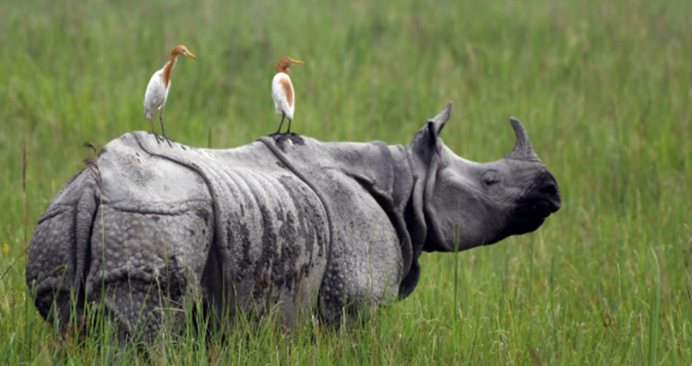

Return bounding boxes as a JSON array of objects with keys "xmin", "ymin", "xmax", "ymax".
[{"xmin": 540, "ymin": 183, "xmax": 558, "ymax": 196}]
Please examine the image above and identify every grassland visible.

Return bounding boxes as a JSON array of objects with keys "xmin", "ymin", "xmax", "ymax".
[{"xmin": 1, "ymin": 0, "xmax": 691, "ymax": 364}]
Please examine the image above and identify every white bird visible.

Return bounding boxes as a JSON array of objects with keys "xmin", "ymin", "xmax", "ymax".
[
  {"xmin": 143, "ymin": 44, "xmax": 197, "ymax": 145},
  {"xmin": 271, "ymin": 56, "xmax": 305, "ymax": 134}
]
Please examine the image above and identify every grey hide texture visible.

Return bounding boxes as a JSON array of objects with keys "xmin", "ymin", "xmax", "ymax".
[{"xmin": 26, "ymin": 103, "xmax": 561, "ymax": 342}]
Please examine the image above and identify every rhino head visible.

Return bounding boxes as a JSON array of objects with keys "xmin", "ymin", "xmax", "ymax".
[{"xmin": 409, "ymin": 103, "xmax": 561, "ymax": 253}]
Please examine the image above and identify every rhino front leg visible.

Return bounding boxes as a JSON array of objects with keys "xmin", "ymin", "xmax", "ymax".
[{"xmin": 318, "ymin": 256, "xmax": 402, "ymax": 324}]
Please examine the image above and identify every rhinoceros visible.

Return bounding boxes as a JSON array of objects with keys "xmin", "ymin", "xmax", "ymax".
[{"xmin": 26, "ymin": 103, "xmax": 561, "ymax": 341}]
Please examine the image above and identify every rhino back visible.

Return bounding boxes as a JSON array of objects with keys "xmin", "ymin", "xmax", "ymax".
[{"xmin": 114, "ymin": 133, "xmax": 330, "ymax": 325}]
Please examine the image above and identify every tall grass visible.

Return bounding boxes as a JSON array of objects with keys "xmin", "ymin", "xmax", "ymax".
[{"xmin": 1, "ymin": 0, "xmax": 691, "ymax": 363}]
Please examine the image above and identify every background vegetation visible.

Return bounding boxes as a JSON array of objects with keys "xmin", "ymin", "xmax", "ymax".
[{"xmin": 1, "ymin": 0, "xmax": 690, "ymax": 364}]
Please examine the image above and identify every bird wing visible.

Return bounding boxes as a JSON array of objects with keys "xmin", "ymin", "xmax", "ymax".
[
  {"xmin": 143, "ymin": 70, "xmax": 167, "ymax": 113},
  {"xmin": 271, "ymin": 73, "xmax": 295, "ymax": 119}
]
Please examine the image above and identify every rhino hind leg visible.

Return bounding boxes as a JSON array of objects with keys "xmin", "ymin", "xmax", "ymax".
[
  {"xmin": 92, "ymin": 259, "xmax": 189, "ymax": 344},
  {"xmin": 83, "ymin": 200, "xmax": 212, "ymax": 343},
  {"xmin": 26, "ymin": 169, "xmax": 100, "ymax": 334}
]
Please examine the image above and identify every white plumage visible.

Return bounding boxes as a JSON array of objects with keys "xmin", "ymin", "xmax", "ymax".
[
  {"xmin": 142, "ymin": 45, "xmax": 196, "ymax": 145},
  {"xmin": 272, "ymin": 72, "xmax": 294, "ymax": 120},
  {"xmin": 271, "ymin": 56, "xmax": 305, "ymax": 134},
  {"xmin": 143, "ymin": 64, "xmax": 173, "ymax": 120}
]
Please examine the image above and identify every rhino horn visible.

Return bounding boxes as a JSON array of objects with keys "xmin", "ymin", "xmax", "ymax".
[{"xmin": 506, "ymin": 117, "xmax": 540, "ymax": 161}]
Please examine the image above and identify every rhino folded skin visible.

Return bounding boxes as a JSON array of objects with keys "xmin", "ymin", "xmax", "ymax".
[{"xmin": 26, "ymin": 103, "xmax": 561, "ymax": 341}]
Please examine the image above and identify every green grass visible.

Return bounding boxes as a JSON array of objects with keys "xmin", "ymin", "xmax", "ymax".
[{"xmin": 1, "ymin": 0, "xmax": 691, "ymax": 363}]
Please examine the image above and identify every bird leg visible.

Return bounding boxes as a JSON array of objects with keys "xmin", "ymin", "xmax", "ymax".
[
  {"xmin": 159, "ymin": 110, "xmax": 173, "ymax": 147},
  {"xmin": 276, "ymin": 113, "xmax": 286, "ymax": 134},
  {"xmin": 151, "ymin": 117, "xmax": 162, "ymax": 144},
  {"xmin": 286, "ymin": 118, "xmax": 292, "ymax": 134}
]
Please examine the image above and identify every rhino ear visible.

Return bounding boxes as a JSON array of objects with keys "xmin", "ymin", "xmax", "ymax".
[
  {"xmin": 410, "ymin": 102, "xmax": 453, "ymax": 150},
  {"xmin": 426, "ymin": 101, "xmax": 453, "ymax": 143}
]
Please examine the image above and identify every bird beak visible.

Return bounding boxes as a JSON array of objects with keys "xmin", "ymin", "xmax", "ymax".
[
  {"xmin": 187, "ymin": 51, "xmax": 197, "ymax": 60},
  {"xmin": 290, "ymin": 59, "xmax": 305, "ymax": 65}
]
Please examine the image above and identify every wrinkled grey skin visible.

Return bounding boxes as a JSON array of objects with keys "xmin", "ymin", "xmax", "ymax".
[{"xmin": 26, "ymin": 103, "xmax": 561, "ymax": 342}]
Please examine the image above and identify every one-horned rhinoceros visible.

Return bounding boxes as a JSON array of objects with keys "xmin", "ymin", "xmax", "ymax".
[{"xmin": 26, "ymin": 103, "xmax": 561, "ymax": 341}]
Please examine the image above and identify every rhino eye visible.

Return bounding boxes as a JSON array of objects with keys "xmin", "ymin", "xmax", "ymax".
[
  {"xmin": 484, "ymin": 178, "xmax": 500, "ymax": 186},
  {"xmin": 482, "ymin": 172, "xmax": 501, "ymax": 186}
]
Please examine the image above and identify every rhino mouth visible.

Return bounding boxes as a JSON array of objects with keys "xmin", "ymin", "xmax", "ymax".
[
  {"xmin": 523, "ymin": 172, "xmax": 561, "ymax": 218},
  {"xmin": 528, "ymin": 197, "xmax": 561, "ymax": 217},
  {"xmin": 507, "ymin": 196, "xmax": 561, "ymax": 235}
]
